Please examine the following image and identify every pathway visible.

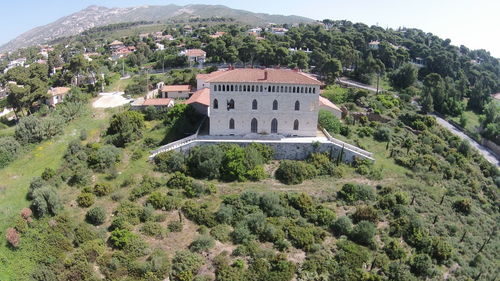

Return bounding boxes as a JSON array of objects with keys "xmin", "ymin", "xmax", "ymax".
[
  {"xmin": 431, "ymin": 114, "xmax": 499, "ymax": 167},
  {"xmin": 338, "ymin": 77, "xmax": 380, "ymax": 92}
]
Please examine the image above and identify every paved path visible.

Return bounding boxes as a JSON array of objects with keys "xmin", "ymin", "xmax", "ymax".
[
  {"xmin": 431, "ymin": 114, "xmax": 499, "ymax": 167},
  {"xmin": 338, "ymin": 78, "xmax": 379, "ymax": 92},
  {"xmin": 92, "ymin": 92, "xmax": 133, "ymax": 108}
]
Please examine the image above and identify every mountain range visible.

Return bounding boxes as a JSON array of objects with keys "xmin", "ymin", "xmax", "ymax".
[{"xmin": 0, "ymin": 4, "xmax": 315, "ymax": 52}]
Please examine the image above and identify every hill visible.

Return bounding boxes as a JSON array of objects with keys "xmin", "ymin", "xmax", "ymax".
[{"xmin": 0, "ymin": 4, "xmax": 314, "ymax": 52}]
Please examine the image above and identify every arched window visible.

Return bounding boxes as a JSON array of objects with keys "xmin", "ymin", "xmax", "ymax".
[
  {"xmin": 295, "ymin": 100, "xmax": 300, "ymax": 111},
  {"xmin": 271, "ymin": 118, "xmax": 278, "ymax": 133},
  {"xmin": 230, "ymin": 85, "xmax": 234, "ymax": 91},
  {"xmin": 313, "ymin": 87, "xmax": 316, "ymax": 93},
  {"xmin": 251, "ymin": 85, "xmax": 255, "ymax": 92},
  {"xmin": 229, "ymin": 118, "xmax": 235, "ymax": 129},
  {"xmin": 260, "ymin": 85, "xmax": 263, "ymax": 92},
  {"xmin": 272, "ymin": 100, "xmax": 278, "ymax": 110},
  {"xmin": 252, "ymin": 99, "xmax": 258, "ymax": 110},
  {"xmin": 293, "ymin": 120, "xmax": 299, "ymax": 130},
  {"xmin": 227, "ymin": 99, "xmax": 235, "ymax": 110},
  {"xmin": 239, "ymin": 85, "xmax": 242, "ymax": 91},
  {"xmin": 213, "ymin": 99, "xmax": 218, "ymax": 109},
  {"xmin": 251, "ymin": 118, "xmax": 258, "ymax": 133}
]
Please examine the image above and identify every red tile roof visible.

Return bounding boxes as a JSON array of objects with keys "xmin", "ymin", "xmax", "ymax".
[
  {"xmin": 186, "ymin": 88, "xmax": 210, "ymax": 106},
  {"xmin": 319, "ymin": 96, "xmax": 341, "ymax": 111},
  {"xmin": 161, "ymin": 85, "xmax": 192, "ymax": 92},
  {"xmin": 143, "ymin": 98, "xmax": 173, "ymax": 106},
  {"xmin": 48, "ymin": 87, "xmax": 71, "ymax": 96},
  {"xmin": 196, "ymin": 70, "xmax": 226, "ymax": 80},
  {"xmin": 184, "ymin": 49, "xmax": 206, "ymax": 57},
  {"xmin": 205, "ymin": 68, "xmax": 322, "ymax": 85}
]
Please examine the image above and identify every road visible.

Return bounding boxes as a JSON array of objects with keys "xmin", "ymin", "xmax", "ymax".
[
  {"xmin": 338, "ymin": 77, "xmax": 379, "ymax": 92},
  {"xmin": 431, "ymin": 114, "xmax": 499, "ymax": 167}
]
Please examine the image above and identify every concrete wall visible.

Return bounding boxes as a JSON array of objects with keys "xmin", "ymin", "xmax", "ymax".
[
  {"xmin": 209, "ymin": 82, "xmax": 320, "ymax": 137},
  {"xmin": 162, "ymin": 91, "xmax": 190, "ymax": 99},
  {"xmin": 175, "ymin": 140, "xmax": 364, "ymax": 163}
]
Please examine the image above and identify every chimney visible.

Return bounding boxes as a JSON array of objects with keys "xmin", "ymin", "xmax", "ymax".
[{"xmin": 264, "ymin": 70, "xmax": 268, "ymax": 80}]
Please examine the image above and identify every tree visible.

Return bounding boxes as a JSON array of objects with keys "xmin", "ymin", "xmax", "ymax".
[
  {"xmin": 422, "ymin": 73, "xmax": 445, "ymax": 113},
  {"xmin": 31, "ymin": 186, "xmax": 61, "ymax": 217},
  {"xmin": 390, "ymin": 63, "xmax": 418, "ymax": 89},
  {"xmin": 321, "ymin": 58, "xmax": 342, "ymax": 83},
  {"xmin": 275, "ymin": 160, "xmax": 317, "ymax": 185},
  {"xmin": 0, "ymin": 137, "xmax": 21, "ymax": 168},
  {"xmin": 318, "ymin": 109, "xmax": 342, "ymax": 134},
  {"xmin": 5, "ymin": 228, "xmax": 20, "ymax": 248},
  {"xmin": 409, "ymin": 254, "xmax": 435, "ymax": 278},
  {"xmin": 107, "ymin": 111, "xmax": 145, "ymax": 147}
]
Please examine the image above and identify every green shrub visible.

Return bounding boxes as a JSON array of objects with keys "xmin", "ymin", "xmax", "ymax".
[
  {"xmin": 184, "ymin": 181, "xmax": 205, "ymax": 198},
  {"xmin": 154, "ymin": 151, "xmax": 187, "ymax": 173},
  {"xmin": 275, "ymin": 160, "xmax": 317, "ymax": 185},
  {"xmin": 74, "ymin": 223, "xmax": 99, "ymax": 246},
  {"xmin": 182, "ymin": 201, "xmax": 217, "ymax": 227},
  {"xmin": 374, "ymin": 126, "xmax": 392, "ymax": 142},
  {"xmin": 27, "ymin": 177, "xmax": 46, "ymax": 199},
  {"xmin": 453, "ymin": 198, "xmax": 472, "ymax": 215},
  {"xmin": 115, "ymin": 201, "xmax": 143, "ymax": 225},
  {"xmin": 93, "ymin": 183, "xmax": 112, "ymax": 196},
  {"xmin": 41, "ymin": 167, "xmax": 56, "ymax": 181},
  {"xmin": 331, "ymin": 216, "xmax": 353, "ymax": 236},
  {"xmin": 189, "ymin": 235, "xmax": 215, "ymax": 253},
  {"xmin": 349, "ymin": 221, "xmax": 376, "ymax": 246},
  {"xmin": 384, "ymin": 239, "xmax": 406, "ymax": 260},
  {"xmin": 147, "ymin": 192, "xmax": 181, "ymax": 211},
  {"xmin": 168, "ymin": 221, "xmax": 183, "ymax": 232},
  {"xmin": 0, "ymin": 137, "xmax": 21, "ymax": 168},
  {"xmin": 307, "ymin": 153, "xmax": 336, "ymax": 176},
  {"xmin": 220, "ymin": 145, "xmax": 248, "ymax": 182},
  {"xmin": 167, "ymin": 172, "xmax": 194, "ymax": 189},
  {"xmin": 187, "ymin": 145, "xmax": 224, "ymax": 179},
  {"xmin": 319, "ymin": 109, "xmax": 342, "ymax": 134},
  {"xmin": 141, "ymin": 222, "xmax": 165, "ymax": 238},
  {"xmin": 210, "ymin": 224, "xmax": 232, "ymax": 242},
  {"xmin": 338, "ymin": 183, "xmax": 375, "ymax": 203},
  {"xmin": 409, "ymin": 254, "xmax": 435, "ymax": 278},
  {"xmin": 30, "ymin": 186, "xmax": 61, "ymax": 217},
  {"xmin": 352, "ymin": 205, "xmax": 379, "ymax": 223},
  {"xmin": 171, "ymin": 250, "xmax": 205, "ymax": 281},
  {"xmin": 87, "ymin": 144, "xmax": 121, "ymax": 171},
  {"xmin": 109, "ymin": 228, "xmax": 138, "ymax": 249},
  {"xmin": 86, "ymin": 206, "xmax": 106, "ymax": 225},
  {"xmin": 130, "ymin": 175, "xmax": 161, "ymax": 200},
  {"xmin": 76, "ymin": 192, "xmax": 95, "ymax": 208}
]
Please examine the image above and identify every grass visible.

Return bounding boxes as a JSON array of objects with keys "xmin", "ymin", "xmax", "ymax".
[
  {"xmin": 104, "ymin": 74, "xmax": 134, "ymax": 92},
  {"xmin": 449, "ymin": 110, "xmax": 482, "ymax": 134},
  {"xmin": 0, "ymin": 107, "xmax": 112, "ymax": 280}
]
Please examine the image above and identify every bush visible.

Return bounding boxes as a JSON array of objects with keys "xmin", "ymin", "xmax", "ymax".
[
  {"xmin": 74, "ymin": 223, "xmax": 99, "ymax": 246},
  {"xmin": 30, "ymin": 186, "xmax": 61, "ymax": 217},
  {"xmin": 109, "ymin": 228, "xmax": 138, "ymax": 249},
  {"xmin": 171, "ymin": 250, "xmax": 205, "ymax": 281},
  {"xmin": 168, "ymin": 221, "xmax": 183, "ymax": 232},
  {"xmin": 5, "ymin": 227, "xmax": 20, "ymax": 248},
  {"xmin": 349, "ymin": 221, "xmax": 376, "ymax": 246},
  {"xmin": 15, "ymin": 115, "xmax": 64, "ymax": 144},
  {"xmin": 410, "ymin": 254, "xmax": 435, "ymax": 278},
  {"xmin": 338, "ymin": 183, "xmax": 375, "ymax": 203},
  {"xmin": 130, "ymin": 175, "xmax": 161, "ymax": 200},
  {"xmin": 87, "ymin": 144, "xmax": 121, "ymax": 172},
  {"xmin": 93, "ymin": 183, "xmax": 112, "ymax": 196},
  {"xmin": 86, "ymin": 206, "xmax": 106, "ymax": 225},
  {"xmin": 147, "ymin": 192, "xmax": 181, "ymax": 211},
  {"xmin": 27, "ymin": 177, "xmax": 46, "ymax": 199},
  {"xmin": 154, "ymin": 151, "xmax": 187, "ymax": 173},
  {"xmin": 167, "ymin": 172, "xmax": 194, "ymax": 189},
  {"xmin": 184, "ymin": 181, "xmax": 205, "ymax": 198},
  {"xmin": 187, "ymin": 145, "xmax": 224, "ymax": 179},
  {"xmin": 210, "ymin": 224, "xmax": 232, "ymax": 242},
  {"xmin": 41, "ymin": 168, "xmax": 56, "ymax": 181},
  {"xmin": 319, "ymin": 109, "xmax": 342, "ymax": 134},
  {"xmin": 76, "ymin": 192, "xmax": 95, "ymax": 208},
  {"xmin": 275, "ymin": 160, "xmax": 317, "ymax": 185},
  {"xmin": 374, "ymin": 126, "xmax": 392, "ymax": 142},
  {"xmin": 307, "ymin": 153, "xmax": 336, "ymax": 176},
  {"xmin": 182, "ymin": 201, "xmax": 217, "ymax": 227},
  {"xmin": 141, "ymin": 222, "xmax": 165, "ymax": 238},
  {"xmin": 220, "ymin": 145, "xmax": 248, "ymax": 182},
  {"xmin": 453, "ymin": 198, "xmax": 472, "ymax": 215},
  {"xmin": 0, "ymin": 137, "xmax": 21, "ymax": 168},
  {"xmin": 189, "ymin": 235, "xmax": 215, "ymax": 253},
  {"xmin": 352, "ymin": 205, "xmax": 379, "ymax": 223}
]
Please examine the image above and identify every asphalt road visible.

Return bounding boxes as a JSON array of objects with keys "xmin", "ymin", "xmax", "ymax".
[{"xmin": 431, "ymin": 114, "xmax": 499, "ymax": 167}]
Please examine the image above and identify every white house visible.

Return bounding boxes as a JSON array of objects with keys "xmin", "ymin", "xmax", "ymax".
[
  {"xmin": 181, "ymin": 49, "xmax": 206, "ymax": 64},
  {"xmin": 368, "ymin": 40, "xmax": 380, "ymax": 50},
  {"xmin": 160, "ymin": 85, "xmax": 192, "ymax": 99},
  {"xmin": 206, "ymin": 68, "xmax": 322, "ymax": 137},
  {"xmin": 47, "ymin": 87, "xmax": 70, "ymax": 106},
  {"xmin": 196, "ymin": 70, "xmax": 226, "ymax": 90}
]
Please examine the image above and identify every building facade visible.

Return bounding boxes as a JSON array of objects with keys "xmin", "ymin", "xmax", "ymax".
[{"xmin": 207, "ymin": 68, "xmax": 321, "ymax": 137}]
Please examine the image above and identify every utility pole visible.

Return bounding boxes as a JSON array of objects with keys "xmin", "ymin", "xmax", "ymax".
[
  {"xmin": 122, "ymin": 60, "xmax": 125, "ymax": 77},
  {"xmin": 376, "ymin": 72, "xmax": 380, "ymax": 94}
]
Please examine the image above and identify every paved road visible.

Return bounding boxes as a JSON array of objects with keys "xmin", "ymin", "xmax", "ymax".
[
  {"xmin": 431, "ymin": 114, "xmax": 499, "ymax": 167},
  {"xmin": 338, "ymin": 78, "xmax": 379, "ymax": 92}
]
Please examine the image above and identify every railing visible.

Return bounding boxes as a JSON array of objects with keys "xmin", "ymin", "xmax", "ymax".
[
  {"xmin": 149, "ymin": 117, "xmax": 206, "ymax": 159},
  {"xmin": 320, "ymin": 127, "xmax": 374, "ymax": 159}
]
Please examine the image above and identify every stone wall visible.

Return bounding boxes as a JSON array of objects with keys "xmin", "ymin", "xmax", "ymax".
[{"xmin": 176, "ymin": 140, "xmax": 370, "ymax": 163}]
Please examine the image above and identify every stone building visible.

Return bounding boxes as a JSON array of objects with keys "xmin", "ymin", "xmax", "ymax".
[{"xmin": 206, "ymin": 68, "xmax": 322, "ymax": 137}]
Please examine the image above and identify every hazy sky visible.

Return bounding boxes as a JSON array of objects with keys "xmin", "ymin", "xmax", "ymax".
[{"xmin": 0, "ymin": 0, "xmax": 499, "ymax": 57}]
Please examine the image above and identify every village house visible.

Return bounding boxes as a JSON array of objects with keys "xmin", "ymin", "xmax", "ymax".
[
  {"xmin": 47, "ymin": 87, "xmax": 70, "ymax": 106},
  {"xmin": 109, "ymin": 40, "xmax": 125, "ymax": 50},
  {"xmin": 270, "ymin": 27, "xmax": 288, "ymax": 35},
  {"xmin": 160, "ymin": 85, "xmax": 192, "ymax": 99},
  {"xmin": 111, "ymin": 46, "xmax": 136, "ymax": 60},
  {"xmin": 368, "ymin": 40, "xmax": 380, "ymax": 50},
  {"xmin": 196, "ymin": 70, "xmax": 226, "ymax": 89},
  {"xmin": 319, "ymin": 96, "xmax": 342, "ymax": 119},
  {"xmin": 3, "ymin": 58, "xmax": 27, "ymax": 74},
  {"xmin": 206, "ymin": 68, "xmax": 322, "ymax": 136},
  {"xmin": 181, "ymin": 49, "xmax": 206, "ymax": 64},
  {"xmin": 210, "ymin": 31, "xmax": 226, "ymax": 39},
  {"xmin": 185, "ymin": 88, "xmax": 210, "ymax": 116}
]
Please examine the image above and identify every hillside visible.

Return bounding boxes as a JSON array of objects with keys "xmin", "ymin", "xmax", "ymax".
[{"xmin": 0, "ymin": 4, "xmax": 314, "ymax": 52}]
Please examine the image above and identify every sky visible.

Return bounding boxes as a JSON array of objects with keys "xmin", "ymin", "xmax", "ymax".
[{"xmin": 0, "ymin": 0, "xmax": 499, "ymax": 57}]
